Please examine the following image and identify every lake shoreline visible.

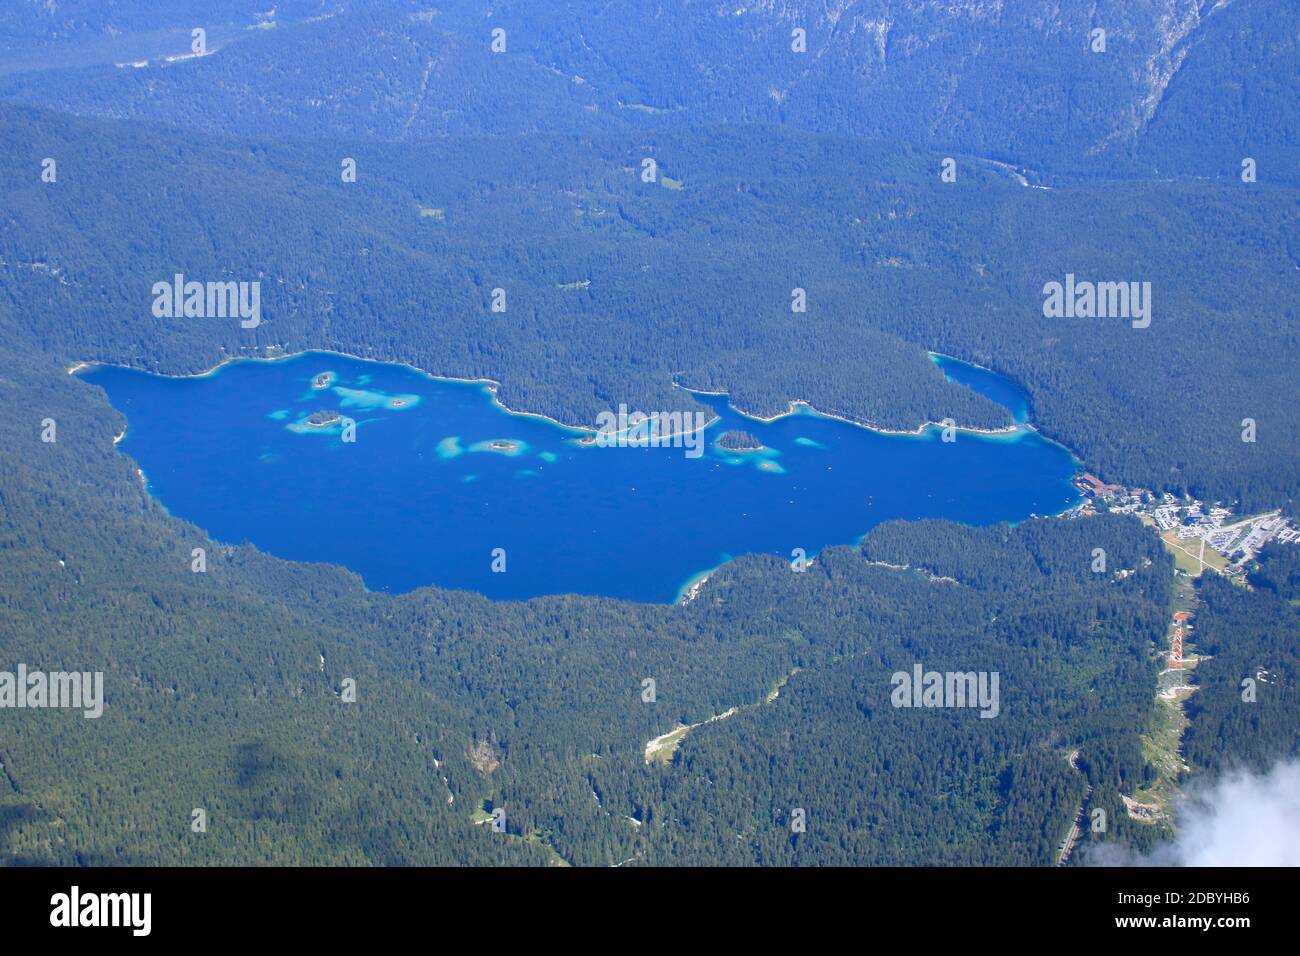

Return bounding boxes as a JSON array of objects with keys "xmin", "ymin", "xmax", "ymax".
[
  {"xmin": 81, "ymin": 349, "xmax": 1084, "ymax": 605},
  {"xmin": 675, "ymin": 382, "xmax": 1031, "ymax": 442},
  {"xmin": 71, "ymin": 349, "xmax": 597, "ymax": 436},
  {"xmin": 73, "ymin": 347, "xmax": 1052, "ymax": 450}
]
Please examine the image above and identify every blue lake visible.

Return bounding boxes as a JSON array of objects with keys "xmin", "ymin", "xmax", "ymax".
[
  {"xmin": 83, "ymin": 351, "xmax": 1079, "ymax": 603},
  {"xmin": 930, "ymin": 352, "xmax": 1031, "ymax": 425}
]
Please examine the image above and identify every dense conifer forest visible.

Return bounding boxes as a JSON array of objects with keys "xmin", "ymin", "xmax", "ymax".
[
  {"xmin": 1183, "ymin": 547, "xmax": 1300, "ymax": 776},
  {"xmin": 1, "ymin": 0, "xmax": 1296, "ymax": 867},
  {"xmin": 3, "ymin": 104, "xmax": 1296, "ymax": 509}
]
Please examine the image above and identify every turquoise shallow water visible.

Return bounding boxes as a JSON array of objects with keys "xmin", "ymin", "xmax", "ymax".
[{"xmin": 83, "ymin": 351, "xmax": 1078, "ymax": 603}]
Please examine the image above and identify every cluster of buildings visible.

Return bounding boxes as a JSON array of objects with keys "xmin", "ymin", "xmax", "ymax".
[{"xmin": 1067, "ymin": 474, "xmax": 1298, "ymax": 578}]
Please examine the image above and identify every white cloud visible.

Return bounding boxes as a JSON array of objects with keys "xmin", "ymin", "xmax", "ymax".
[
  {"xmin": 1166, "ymin": 759, "xmax": 1300, "ymax": 866},
  {"xmin": 1091, "ymin": 759, "xmax": 1300, "ymax": 866}
]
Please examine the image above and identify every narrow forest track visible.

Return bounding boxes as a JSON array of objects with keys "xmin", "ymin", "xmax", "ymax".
[
  {"xmin": 1057, "ymin": 749, "xmax": 1093, "ymax": 866},
  {"xmin": 643, "ymin": 667, "xmax": 801, "ymax": 764}
]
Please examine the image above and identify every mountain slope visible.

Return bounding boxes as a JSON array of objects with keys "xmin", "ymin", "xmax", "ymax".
[{"xmin": 2, "ymin": 1, "xmax": 1293, "ymax": 172}]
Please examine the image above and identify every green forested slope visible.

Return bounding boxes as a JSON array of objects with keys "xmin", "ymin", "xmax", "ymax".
[
  {"xmin": 1, "ymin": 5, "xmax": 1297, "ymax": 865},
  {"xmin": 4, "ymin": 0, "xmax": 1294, "ymax": 174},
  {"xmin": 1182, "ymin": 547, "xmax": 1300, "ymax": 775},
  {"xmin": 1, "ymin": 318, "xmax": 1180, "ymax": 864},
  {"xmin": 3, "ymin": 104, "xmax": 1296, "ymax": 509}
]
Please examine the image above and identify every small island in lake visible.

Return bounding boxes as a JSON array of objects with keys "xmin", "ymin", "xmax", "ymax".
[
  {"xmin": 468, "ymin": 437, "xmax": 528, "ymax": 456},
  {"xmin": 305, "ymin": 409, "xmax": 343, "ymax": 427},
  {"xmin": 311, "ymin": 371, "xmax": 336, "ymax": 390},
  {"xmin": 717, "ymin": 429, "xmax": 766, "ymax": 451}
]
